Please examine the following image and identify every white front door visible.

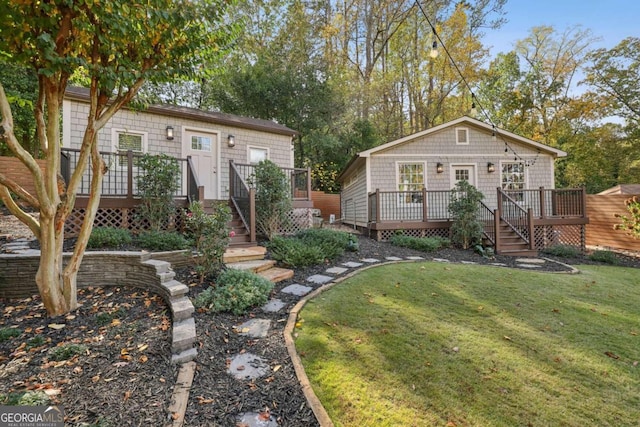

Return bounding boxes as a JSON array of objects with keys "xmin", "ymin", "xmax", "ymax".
[
  {"xmin": 451, "ymin": 164, "xmax": 476, "ymax": 188},
  {"xmin": 184, "ymin": 130, "xmax": 219, "ymax": 199}
]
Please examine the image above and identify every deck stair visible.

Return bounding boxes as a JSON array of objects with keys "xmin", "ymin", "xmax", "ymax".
[
  {"xmin": 224, "ymin": 246, "xmax": 294, "ymax": 284},
  {"xmin": 495, "ymin": 221, "xmax": 537, "ymax": 257},
  {"xmin": 202, "ymin": 199, "xmax": 254, "ymax": 247}
]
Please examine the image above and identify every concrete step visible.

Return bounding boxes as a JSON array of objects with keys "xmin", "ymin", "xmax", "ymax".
[
  {"xmin": 223, "ymin": 246, "xmax": 266, "ymax": 263},
  {"xmin": 258, "ymin": 267, "xmax": 294, "ymax": 283},
  {"xmin": 226, "ymin": 259, "xmax": 276, "ymax": 274}
]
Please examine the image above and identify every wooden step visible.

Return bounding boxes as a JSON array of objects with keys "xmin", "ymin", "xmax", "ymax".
[
  {"xmin": 223, "ymin": 246, "xmax": 266, "ymax": 264},
  {"xmin": 257, "ymin": 267, "xmax": 294, "ymax": 283},
  {"xmin": 226, "ymin": 259, "xmax": 276, "ymax": 274},
  {"xmin": 499, "ymin": 249, "xmax": 538, "ymax": 257}
]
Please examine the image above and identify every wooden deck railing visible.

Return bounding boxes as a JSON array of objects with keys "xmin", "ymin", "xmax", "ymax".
[
  {"xmin": 60, "ymin": 148, "xmax": 190, "ymax": 201},
  {"xmin": 231, "ymin": 162, "xmax": 312, "ymax": 201},
  {"xmin": 229, "ymin": 160, "xmax": 256, "ymax": 243},
  {"xmin": 367, "ymin": 189, "xmax": 453, "ymax": 222},
  {"xmin": 497, "ymin": 189, "xmax": 534, "ymax": 250}
]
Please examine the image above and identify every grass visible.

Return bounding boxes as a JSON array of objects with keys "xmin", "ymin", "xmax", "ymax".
[{"xmin": 295, "ymin": 263, "xmax": 640, "ymax": 426}]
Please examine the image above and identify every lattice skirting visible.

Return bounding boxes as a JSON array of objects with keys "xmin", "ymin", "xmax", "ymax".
[
  {"xmin": 279, "ymin": 208, "xmax": 313, "ymax": 236},
  {"xmin": 373, "ymin": 227, "xmax": 450, "ymax": 242},
  {"xmin": 533, "ymin": 224, "xmax": 586, "ymax": 251},
  {"xmin": 65, "ymin": 207, "xmax": 186, "ymax": 236}
]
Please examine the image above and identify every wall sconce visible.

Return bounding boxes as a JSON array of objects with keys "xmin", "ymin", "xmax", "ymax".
[
  {"xmin": 487, "ymin": 162, "xmax": 495, "ymax": 173},
  {"xmin": 436, "ymin": 162, "xmax": 444, "ymax": 174},
  {"xmin": 227, "ymin": 134, "xmax": 235, "ymax": 147},
  {"xmin": 165, "ymin": 126, "xmax": 174, "ymax": 140}
]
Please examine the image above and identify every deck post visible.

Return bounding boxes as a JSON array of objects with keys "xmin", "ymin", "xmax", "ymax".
[
  {"xmin": 249, "ymin": 187, "xmax": 256, "ymax": 243},
  {"xmin": 375, "ymin": 189, "xmax": 381, "ymax": 223},
  {"xmin": 581, "ymin": 186, "xmax": 587, "ymax": 218},
  {"xmin": 422, "ymin": 188, "xmax": 428, "ymax": 221},
  {"xmin": 494, "ymin": 208, "xmax": 501, "ymax": 254},
  {"xmin": 527, "ymin": 208, "xmax": 535, "ymax": 250},
  {"xmin": 306, "ymin": 167, "xmax": 312, "ymax": 201},
  {"xmin": 539, "ymin": 187, "xmax": 546, "ymax": 219},
  {"xmin": 126, "ymin": 150, "xmax": 134, "ymax": 198}
]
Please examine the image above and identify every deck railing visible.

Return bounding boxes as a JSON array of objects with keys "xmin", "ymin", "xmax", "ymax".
[
  {"xmin": 498, "ymin": 189, "xmax": 533, "ymax": 248},
  {"xmin": 60, "ymin": 148, "xmax": 189, "ymax": 199},
  {"xmin": 478, "ymin": 201, "xmax": 496, "ymax": 245},
  {"xmin": 503, "ymin": 187, "xmax": 586, "ymax": 218},
  {"xmin": 229, "ymin": 160, "xmax": 256, "ymax": 243},
  {"xmin": 367, "ymin": 189, "xmax": 453, "ymax": 222},
  {"xmin": 232, "ymin": 162, "xmax": 312, "ymax": 201}
]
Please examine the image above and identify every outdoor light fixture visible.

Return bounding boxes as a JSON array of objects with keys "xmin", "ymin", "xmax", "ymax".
[
  {"xmin": 436, "ymin": 162, "xmax": 444, "ymax": 174},
  {"xmin": 488, "ymin": 162, "xmax": 495, "ymax": 173},
  {"xmin": 165, "ymin": 126, "xmax": 174, "ymax": 140},
  {"xmin": 227, "ymin": 134, "xmax": 235, "ymax": 147},
  {"xmin": 429, "ymin": 27, "xmax": 438, "ymax": 58}
]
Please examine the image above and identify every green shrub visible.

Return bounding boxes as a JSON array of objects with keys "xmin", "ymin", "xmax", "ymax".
[
  {"xmin": 250, "ymin": 160, "xmax": 292, "ymax": 240},
  {"xmin": 87, "ymin": 227, "xmax": 133, "ymax": 249},
  {"xmin": 588, "ymin": 250, "xmax": 619, "ymax": 265},
  {"xmin": 136, "ymin": 230, "xmax": 191, "ymax": 251},
  {"xmin": 297, "ymin": 228, "xmax": 359, "ymax": 256},
  {"xmin": 390, "ymin": 233, "xmax": 450, "ymax": 252},
  {"xmin": 193, "ymin": 269, "xmax": 274, "ymax": 315},
  {"xmin": 48, "ymin": 343, "xmax": 88, "ymax": 361},
  {"xmin": 25, "ymin": 335, "xmax": 46, "ymax": 349},
  {"xmin": 0, "ymin": 327, "xmax": 21, "ymax": 342},
  {"xmin": 449, "ymin": 181, "xmax": 484, "ymax": 249},
  {"xmin": 543, "ymin": 244, "xmax": 581, "ymax": 258},
  {"xmin": 267, "ymin": 236, "xmax": 326, "ymax": 267},
  {"xmin": 185, "ymin": 201, "xmax": 231, "ymax": 280},
  {"xmin": 136, "ymin": 153, "xmax": 181, "ymax": 231},
  {"xmin": 0, "ymin": 391, "xmax": 50, "ymax": 406}
]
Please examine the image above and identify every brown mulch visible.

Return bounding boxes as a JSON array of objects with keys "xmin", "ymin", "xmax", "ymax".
[{"xmin": 2, "ymin": 222, "xmax": 640, "ymax": 425}]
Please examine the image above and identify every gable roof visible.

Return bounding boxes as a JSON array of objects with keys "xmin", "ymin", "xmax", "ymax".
[
  {"xmin": 64, "ymin": 86, "xmax": 298, "ymax": 137},
  {"xmin": 338, "ymin": 116, "xmax": 567, "ymax": 181},
  {"xmin": 598, "ymin": 184, "xmax": 640, "ymax": 195}
]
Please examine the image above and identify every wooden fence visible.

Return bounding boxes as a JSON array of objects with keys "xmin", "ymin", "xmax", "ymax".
[
  {"xmin": 311, "ymin": 191, "xmax": 340, "ymax": 221},
  {"xmin": 586, "ymin": 194, "xmax": 640, "ymax": 251},
  {"xmin": 0, "ymin": 157, "xmax": 47, "ymax": 201}
]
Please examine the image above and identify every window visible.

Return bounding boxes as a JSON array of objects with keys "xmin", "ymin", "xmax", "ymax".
[
  {"xmin": 454, "ymin": 168, "xmax": 470, "ymax": 182},
  {"xmin": 501, "ymin": 162, "xmax": 526, "ymax": 201},
  {"xmin": 397, "ymin": 163, "xmax": 425, "ymax": 204},
  {"xmin": 248, "ymin": 146, "xmax": 268, "ymax": 164},
  {"xmin": 191, "ymin": 135, "xmax": 212, "ymax": 151},
  {"xmin": 113, "ymin": 130, "xmax": 146, "ymax": 167},
  {"xmin": 456, "ymin": 127, "xmax": 469, "ymax": 144}
]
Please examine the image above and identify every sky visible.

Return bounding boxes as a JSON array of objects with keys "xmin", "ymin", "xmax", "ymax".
[{"xmin": 482, "ymin": 0, "xmax": 639, "ymax": 56}]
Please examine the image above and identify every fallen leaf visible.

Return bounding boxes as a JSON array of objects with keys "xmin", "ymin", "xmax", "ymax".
[
  {"xmin": 43, "ymin": 388, "xmax": 61, "ymax": 396},
  {"xmin": 273, "ymin": 365, "xmax": 281, "ymax": 372},
  {"xmin": 139, "ymin": 355, "xmax": 148, "ymax": 363},
  {"xmin": 123, "ymin": 390, "xmax": 132, "ymax": 401},
  {"xmin": 197, "ymin": 396, "xmax": 214, "ymax": 404},
  {"xmin": 137, "ymin": 344, "xmax": 149, "ymax": 352},
  {"xmin": 48, "ymin": 323, "xmax": 65, "ymax": 330},
  {"xmin": 503, "ymin": 336, "xmax": 512, "ymax": 341},
  {"xmin": 91, "ymin": 374, "xmax": 100, "ymax": 383},
  {"xmin": 604, "ymin": 351, "xmax": 620, "ymax": 359}
]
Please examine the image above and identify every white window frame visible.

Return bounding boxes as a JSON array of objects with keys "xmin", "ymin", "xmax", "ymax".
[
  {"xmin": 449, "ymin": 163, "xmax": 477, "ymax": 189},
  {"xmin": 500, "ymin": 161, "xmax": 527, "ymax": 202},
  {"xmin": 455, "ymin": 127, "xmax": 469, "ymax": 145},
  {"xmin": 247, "ymin": 145, "xmax": 269, "ymax": 164},
  {"xmin": 396, "ymin": 161, "xmax": 426, "ymax": 205},
  {"xmin": 111, "ymin": 128, "xmax": 148, "ymax": 168}
]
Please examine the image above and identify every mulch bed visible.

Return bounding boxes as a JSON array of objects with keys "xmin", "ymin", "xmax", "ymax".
[{"xmin": 2, "ymin": 233, "xmax": 639, "ymax": 426}]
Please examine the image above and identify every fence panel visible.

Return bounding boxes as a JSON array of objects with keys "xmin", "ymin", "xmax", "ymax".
[{"xmin": 586, "ymin": 194, "xmax": 640, "ymax": 251}]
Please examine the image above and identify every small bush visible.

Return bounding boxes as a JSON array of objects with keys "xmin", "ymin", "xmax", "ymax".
[
  {"xmin": 588, "ymin": 250, "xmax": 619, "ymax": 265},
  {"xmin": 48, "ymin": 343, "xmax": 88, "ymax": 361},
  {"xmin": 390, "ymin": 233, "xmax": 450, "ymax": 252},
  {"xmin": 136, "ymin": 230, "xmax": 191, "ymax": 251},
  {"xmin": 185, "ymin": 201, "xmax": 231, "ymax": 280},
  {"xmin": 268, "ymin": 236, "xmax": 326, "ymax": 267},
  {"xmin": 194, "ymin": 269, "xmax": 274, "ymax": 315},
  {"xmin": 0, "ymin": 327, "xmax": 21, "ymax": 342},
  {"xmin": 543, "ymin": 244, "xmax": 581, "ymax": 258},
  {"xmin": 87, "ymin": 227, "xmax": 133, "ymax": 249},
  {"xmin": 25, "ymin": 335, "xmax": 46, "ymax": 349},
  {"xmin": 0, "ymin": 391, "xmax": 50, "ymax": 406},
  {"xmin": 297, "ymin": 228, "xmax": 359, "ymax": 256}
]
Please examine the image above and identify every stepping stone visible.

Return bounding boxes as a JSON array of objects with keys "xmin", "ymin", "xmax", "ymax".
[
  {"xmin": 385, "ymin": 256, "xmax": 403, "ymax": 261},
  {"xmin": 460, "ymin": 260, "xmax": 477, "ymax": 265},
  {"xmin": 342, "ymin": 261, "xmax": 363, "ymax": 268},
  {"xmin": 306, "ymin": 274, "xmax": 333, "ymax": 285},
  {"xmin": 405, "ymin": 256, "xmax": 424, "ymax": 260},
  {"xmin": 262, "ymin": 299, "xmax": 287, "ymax": 313},
  {"xmin": 516, "ymin": 258, "xmax": 546, "ymax": 264},
  {"xmin": 326, "ymin": 266, "xmax": 348, "ymax": 275},
  {"xmin": 281, "ymin": 284, "xmax": 313, "ymax": 296},
  {"xmin": 227, "ymin": 352, "xmax": 270, "ymax": 380},
  {"xmin": 234, "ymin": 319, "xmax": 271, "ymax": 338},
  {"xmin": 490, "ymin": 263, "xmax": 508, "ymax": 267},
  {"xmin": 236, "ymin": 411, "xmax": 278, "ymax": 427},
  {"xmin": 517, "ymin": 264, "xmax": 541, "ymax": 269},
  {"xmin": 433, "ymin": 258, "xmax": 450, "ymax": 263},
  {"xmin": 258, "ymin": 267, "xmax": 294, "ymax": 283},
  {"xmin": 361, "ymin": 258, "xmax": 380, "ymax": 263}
]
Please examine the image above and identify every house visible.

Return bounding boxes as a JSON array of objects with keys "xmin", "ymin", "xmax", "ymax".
[
  {"xmin": 61, "ymin": 86, "xmax": 313, "ymax": 245},
  {"xmin": 338, "ymin": 116, "xmax": 588, "ymax": 255}
]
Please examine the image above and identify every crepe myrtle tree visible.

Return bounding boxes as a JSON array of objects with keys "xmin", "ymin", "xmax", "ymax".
[{"xmin": 0, "ymin": 0, "xmax": 236, "ymax": 316}]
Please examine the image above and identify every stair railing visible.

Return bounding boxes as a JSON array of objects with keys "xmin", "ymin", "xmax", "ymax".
[
  {"xmin": 229, "ymin": 160, "xmax": 256, "ymax": 243},
  {"xmin": 478, "ymin": 201, "xmax": 496, "ymax": 246},
  {"xmin": 497, "ymin": 188, "xmax": 534, "ymax": 250}
]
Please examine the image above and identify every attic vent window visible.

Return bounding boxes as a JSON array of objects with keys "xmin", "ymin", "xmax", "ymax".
[{"xmin": 456, "ymin": 127, "xmax": 469, "ymax": 145}]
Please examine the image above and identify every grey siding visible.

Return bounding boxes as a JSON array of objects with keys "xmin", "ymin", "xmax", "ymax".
[{"xmin": 341, "ymin": 166, "xmax": 368, "ymax": 226}]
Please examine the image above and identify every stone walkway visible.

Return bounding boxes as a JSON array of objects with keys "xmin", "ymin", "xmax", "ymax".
[{"xmin": 224, "ymin": 254, "xmax": 555, "ymax": 426}]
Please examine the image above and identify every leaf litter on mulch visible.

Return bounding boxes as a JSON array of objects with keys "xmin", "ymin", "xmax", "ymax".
[{"xmin": 0, "ymin": 286, "xmax": 176, "ymax": 426}]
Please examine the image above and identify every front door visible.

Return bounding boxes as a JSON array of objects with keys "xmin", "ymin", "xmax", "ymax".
[
  {"xmin": 451, "ymin": 164, "xmax": 476, "ymax": 188},
  {"xmin": 184, "ymin": 130, "xmax": 219, "ymax": 199}
]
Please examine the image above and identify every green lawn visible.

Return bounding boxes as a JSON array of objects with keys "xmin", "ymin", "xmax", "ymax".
[{"xmin": 295, "ymin": 263, "xmax": 640, "ymax": 426}]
